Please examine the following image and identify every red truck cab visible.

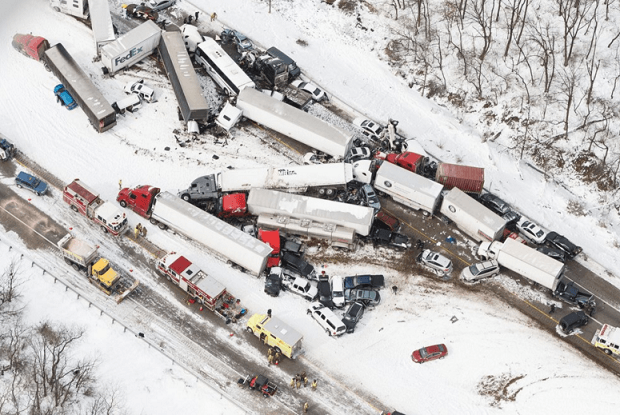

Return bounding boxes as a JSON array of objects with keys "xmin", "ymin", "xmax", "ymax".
[
  {"xmin": 376, "ymin": 151, "xmax": 426, "ymax": 174},
  {"xmin": 117, "ymin": 185, "xmax": 160, "ymax": 218},
  {"xmin": 258, "ymin": 229, "xmax": 281, "ymax": 268},
  {"xmin": 12, "ymin": 34, "xmax": 50, "ymax": 62},
  {"xmin": 217, "ymin": 193, "xmax": 247, "ymax": 218}
]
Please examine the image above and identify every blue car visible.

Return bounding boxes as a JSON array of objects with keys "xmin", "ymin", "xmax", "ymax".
[
  {"xmin": 15, "ymin": 171, "xmax": 48, "ymax": 196},
  {"xmin": 54, "ymin": 84, "xmax": 77, "ymax": 110}
]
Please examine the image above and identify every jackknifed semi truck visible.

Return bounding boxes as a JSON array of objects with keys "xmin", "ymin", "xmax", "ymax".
[
  {"xmin": 236, "ymin": 87, "xmax": 353, "ymax": 160},
  {"xmin": 117, "ymin": 185, "xmax": 272, "ymax": 275}
]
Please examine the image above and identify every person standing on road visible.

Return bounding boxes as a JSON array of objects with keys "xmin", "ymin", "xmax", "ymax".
[
  {"xmin": 274, "ymin": 351, "xmax": 281, "ymax": 365},
  {"xmin": 195, "ymin": 11, "xmax": 199, "ymax": 21},
  {"xmin": 303, "ymin": 402, "xmax": 309, "ymax": 413},
  {"xmin": 290, "ymin": 377, "xmax": 295, "ymax": 388},
  {"xmin": 210, "ymin": 12, "xmax": 217, "ymax": 21},
  {"xmin": 118, "ymin": 179, "xmax": 123, "ymax": 190},
  {"xmin": 311, "ymin": 379, "xmax": 317, "ymax": 390}
]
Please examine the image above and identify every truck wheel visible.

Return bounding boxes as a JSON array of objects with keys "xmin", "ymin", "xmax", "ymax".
[
  {"xmin": 53, "ymin": 6, "xmax": 60, "ymax": 12},
  {"xmin": 605, "ymin": 349, "xmax": 612, "ymax": 355},
  {"xmin": 16, "ymin": 184, "xmax": 22, "ymax": 188},
  {"xmin": 101, "ymin": 226, "xmax": 108, "ymax": 233},
  {"xmin": 274, "ymin": 347, "xmax": 282, "ymax": 355},
  {"xmin": 181, "ymin": 194, "xmax": 190, "ymax": 202},
  {"xmin": 119, "ymin": 200, "xmax": 127, "ymax": 208},
  {"xmin": 158, "ymin": 223, "xmax": 167, "ymax": 230},
  {"xmin": 149, "ymin": 218, "xmax": 158, "ymax": 225},
  {"xmin": 246, "ymin": 327, "xmax": 253, "ymax": 334},
  {"xmin": 72, "ymin": 264, "xmax": 80, "ymax": 272},
  {"xmin": 71, "ymin": 205, "xmax": 78, "ymax": 212},
  {"xmin": 64, "ymin": 258, "xmax": 72, "ymax": 265}
]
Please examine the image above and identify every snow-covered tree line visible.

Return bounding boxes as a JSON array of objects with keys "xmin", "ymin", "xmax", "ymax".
[
  {"xmin": 0, "ymin": 261, "xmax": 124, "ymax": 415},
  {"xmin": 381, "ymin": 0, "xmax": 620, "ymax": 191}
]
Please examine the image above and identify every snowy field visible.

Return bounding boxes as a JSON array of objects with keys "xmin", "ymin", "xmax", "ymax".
[{"xmin": 1, "ymin": 0, "xmax": 619, "ymax": 414}]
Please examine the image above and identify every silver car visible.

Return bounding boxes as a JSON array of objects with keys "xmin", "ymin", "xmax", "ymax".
[
  {"xmin": 460, "ymin": 260, "xmax": 499, "ymax": 282},
  {"xmin": 417, "ymin": 249, "xmax": 453, "ymax": 276}
]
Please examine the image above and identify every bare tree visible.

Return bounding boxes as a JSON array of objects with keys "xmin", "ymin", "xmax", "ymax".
[
  {"xmin": 557, "ymin": 0, "xmax": 597, "ymax": 66},
  {"xmin": 0, "ymin": 260, "xmax": 25, "ymax": 323},
  {"xmin": 29, "ymin": 322, "xmax": 96, "ymax": 412},
  {"xmin": 527, "ymin": 22, "xmax": 557, "ymax": 93},
  {"xmin": 558, "ymin": 65, "xmax": 580, "ymax": 137},
  {"xmin": 502, "ymin": 0, "xmax": 530, "ymax": 57},
  {"xmin": 466, "ymin": 0, "xmax": 497, "ymax": 61}
]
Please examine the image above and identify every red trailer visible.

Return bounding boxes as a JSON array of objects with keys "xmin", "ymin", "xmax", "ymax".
[{"xmin": 435, "ymin": 163, "xmax": 484, "ymax": 194}]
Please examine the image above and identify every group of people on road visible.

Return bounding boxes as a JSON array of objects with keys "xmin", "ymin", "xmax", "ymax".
[{"xmin": 267, "ymin": 346, "xmax": 281, "ymax": 366}]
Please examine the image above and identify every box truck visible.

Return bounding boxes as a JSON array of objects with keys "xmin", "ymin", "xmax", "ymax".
[{"xmin": 100, "ymin": 20, "xmax": 161, "ymax": 74}]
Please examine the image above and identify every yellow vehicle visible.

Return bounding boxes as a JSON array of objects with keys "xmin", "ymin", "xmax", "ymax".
[
  {"xmin": 246, "ymin": 314, "xmax": 303, "ymax": 359},
  {"xmin": 58, "ymin": 234, "xmax": 139, "ymax": 303},
  {"xmin": 592, "ymin": 324, "xmax": 620, "ymax": 356}
]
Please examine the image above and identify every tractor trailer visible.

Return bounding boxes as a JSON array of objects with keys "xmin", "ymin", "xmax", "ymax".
[
  {"xmin": 178, "ymin": 161, "xmax": 373, "ymax": 203},
  {"xmin": 236, "ymin": 87, "xmax": 353, "ymax": 160},
  {"xmin": 440, "ymin": 188, "xmax": 507, "ymax": 243},
  {"xmin": 478, "ymin": 238, "xmax": 565, "ymax": 291},
  {"xmin": 100, "ymin": 20, "xmax": 161, "ymax": 74},
  {"xmin": 117, "ymin": 185, "xmax": 272, "ymax": 275},
  {"xmin": 373, "ymin": 161, "xmax": 443, "ymax": 216}
]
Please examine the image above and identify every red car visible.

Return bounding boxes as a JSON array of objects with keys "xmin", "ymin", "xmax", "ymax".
[{"xmin": 411, "ymin": 344, "xmax": 448, "ymax": 363}]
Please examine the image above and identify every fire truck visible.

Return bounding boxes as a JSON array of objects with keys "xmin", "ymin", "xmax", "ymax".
[
  {"xmin": 592, "ymin": 324, "xmax": 620, "ymax": 356},
  {"xmin": 63, "ymin": 179, "xmax": 128, "ymax": 236},
  {"xmin": 156, "ymin": 252, "xmax": 244, "ymax": 322}
]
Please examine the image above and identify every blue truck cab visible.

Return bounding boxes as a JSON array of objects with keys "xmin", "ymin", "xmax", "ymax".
[
  {"xmin": 0, "ymin": 136, "xmax": 15, "ymax": 161},
  {"xmin": 15, "ymin": 171, "xmax": 48, "ymax": 196},
  {"xmin": 54, "ymin": 84, "xmax": 77, "ymax": 110}
]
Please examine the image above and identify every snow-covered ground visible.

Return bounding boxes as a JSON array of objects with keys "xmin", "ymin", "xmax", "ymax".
[{"xmin": 1, "ymin": 0, "xmax": 619, "ymax": 414}]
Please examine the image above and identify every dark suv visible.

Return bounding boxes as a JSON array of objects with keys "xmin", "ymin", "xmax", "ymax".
[
  {"xmin": 559, "ymin": 311, "xmax": 589, "ymax": 333},
  {"xmin": 342, "ymin": 301, "xmax": 365, "ymax": 333},
  {"xmin": 317, "ymin": 278, "xmax": 333, "ymax": 308},
  {"xmin": 545, "ymin": 232, "xmax": 582, "ymax": 259},
  {"xmin": 264, "ymin": 267, "xmax": 283, "ymax": 297},
  {"xmin": 281, "ymin": 252, "xmax": 315, "ymax": 279}
]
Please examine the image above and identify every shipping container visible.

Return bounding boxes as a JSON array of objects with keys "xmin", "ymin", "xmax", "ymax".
[
  {"xmin": 100, "ymin": 20, "xmax": 161, "ymax": 74},
  {"xmin": 436, "ymin": 163, "xmax": 484, "ymax": 194}
]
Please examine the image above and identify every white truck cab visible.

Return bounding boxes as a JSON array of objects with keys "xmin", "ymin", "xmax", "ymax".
[{"xmin": 50, "ymin": 0, "xmax": 89, "ymax": 19}]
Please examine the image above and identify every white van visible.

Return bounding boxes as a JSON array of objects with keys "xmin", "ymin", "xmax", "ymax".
[
  {"xmin": 330, "ymin": 275, "xmax": 345, "ymax": 308},
  {"xmin": 180, "ymin": 24, "xmax": 203, "ymax": 54},
  {"xmin": 307, "ymin": 302, "xmax": 346, "ymax": 337}
]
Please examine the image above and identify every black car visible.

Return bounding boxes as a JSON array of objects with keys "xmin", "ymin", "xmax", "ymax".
[
  {"xmin": 479, "ymin": 193, "xmax": 512, "ymax": 215},
  {"xmin": 545, "ymin": 232, "xmax": 582, "ymax": 259},
  {"xmin": 317, "ymin": 279, "xmax": 333, "ymax": 308},
  {"xmin": 370, "ymin": 228, "xmax": 410, "ymax": 250},
  {"xmin": 281, "ymin": 252, "xmax": 315, "ymax": 279},
  {"xmin": 264, "ymin": 268, "xmax": 282, "ymax": 297},
  {"xmin": 559, "ymin": 311, "xmax": 589, "ymax": 333},
  {"xmin": 281, "ymin": 238, "xmax": 303, "ymax": 255},
  {"xmin": 342, "ymin": 301, "xmax": 365, "ymax": 333},
  {"xmin": 536, "ymin": 246, "xmax": 566, "ymax": 263}
]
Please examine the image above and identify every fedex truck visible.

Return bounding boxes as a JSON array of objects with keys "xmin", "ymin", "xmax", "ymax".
[{"xmin": 100, "ymin": 21, "xmax": 161, "ymax": 74}]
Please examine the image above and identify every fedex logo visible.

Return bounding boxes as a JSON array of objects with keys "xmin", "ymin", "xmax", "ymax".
[{"xmin": 114, "ymin": 46, "xmax": 144, "ymax": 66}]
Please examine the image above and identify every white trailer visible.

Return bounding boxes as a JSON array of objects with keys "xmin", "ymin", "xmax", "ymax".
[
  {"xmin": 100, "ymin": 21, "xmax": 161, "ymax": 74},
  {"xmin": 50, "ymin": 0, "xmax": 89, "ymax": 19},
  {"xmin": 220, "ymin": 162, "xmax": 371, "ymax": 193},
  {"xmin": 478, "ymin": 238, "xmax": 565, "ymax": 291},
  {"xmin": 247, "ymin": 188, "xmax": 375, "ymax": 237},
  {"xmin": 151, "ymin": 191, "xmax": 272, "ymax": 276},
  {"xmin": 89, "ymin": 0, "xmax": 115, "ymax": 54},
  {"xmin": 373, "ymin": 161, "xmax": 443, "ymax": 215},
  {"xmin": 257, "ymin": 213, "xmax": 357, "ymax": 250},
  {"xmin": 440, "ymin": 188, "xmax": 507, "ymax": 243},
  {"xmin": 236, "ymin": 87, "xmax": 353, "ymax": 160}
]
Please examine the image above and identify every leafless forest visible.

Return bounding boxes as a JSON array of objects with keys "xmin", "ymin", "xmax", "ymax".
[
  {"xmin": 0, "ymin": 262, "xmax": 123, "ymax": 415},
  {"xmin": 349, "ymin": 0, "xmax": 620, "ymax": 194}
]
